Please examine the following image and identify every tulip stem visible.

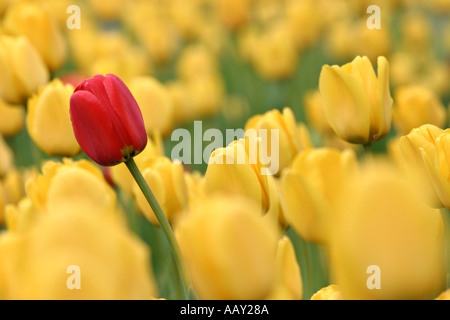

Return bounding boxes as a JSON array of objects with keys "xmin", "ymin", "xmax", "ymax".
[{"xmin": 125, "ymin": 157, "xmax": 191, "ymax": 300}]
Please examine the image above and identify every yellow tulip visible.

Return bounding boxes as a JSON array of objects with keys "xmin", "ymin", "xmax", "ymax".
[
  {"xmin": 280, "ymin": 147, "xmax": 357, "ymax": 243},
  {"xmin": 186, "ymin": 75, "xmax": 224, "ymax": 119},
  {"xmin": 0, "ymin": 34, "xmax": 49, "ymax": 104},
  {"xmin": 128, "ymin": 77, "xmax": 174, "ymax": 137},
  {"xmin": 176, "ymin": 44, "xmax": 220, "ymax": 81},
  {"xmin": 328, "ymin": 161, "xmax": 445, "ymax": 299},
  {"xmin": 251, "ymin": 23, "xmax": 298, "ymax": 80},
  {"xmin": 303, "ymin": 90, "xmax": 332, "ymax": 135},
  {"xmin": 2, "ymin": 168, "xmax": 24, "ymax": 206},
  {"xmin": 25, "ymin": 159, "xmax": 121, "ymax": 225},
  {"xmin": 132, "ymin": 157, "xmax": 188, "ymax": 226},
  {"xmin": 26, "ymin": 79, "xmax": 80, "ymax": 157},
  {"xmin": 218, "ymin": 0, "xmax": 250, "ymax": 30},
  {"xmin": 399, "ymin": 124, "xmax": 450, "ymax": 208},
  {"xmin": 393, "ymin": 85, "xmax": 446, "ymax": 135},
  {"xmin": 265, "ymin": 236, "xmax": 303, "ymax": 300},
  {"xmin": 0, "ymin": 98, "xmax": 24, "ymax": 137},
  {"xmin": 205, "ymin": 137, "xmax": 283, "ymax": 226},
  {"xmin": 175, "ymin": 195, "xmax": 278, "ymax": 300},
  {"xmin": 0, "ymin": 209, "xmax": 158, "ymax": 299},
  {"xmin": 285, "ymin": 0, "xmax": 323, "ymax": 50},
  {"xmin": 310, "ymin": 284, "xmax": 343, "ymax": 300},
  {"xmin": 245, "ymin": 107, "xmax": 312, "ymax": 175},
  {"xmin": 319, "ymin": 56, "xmax": 392, "ymax": 145},
  {"xmin": 2, "ymin": 1, "xmax": 67, "ymax": 71},
  {"xmin": 184, "ymin": 170, "xmax": 207, "ymax": 206}
]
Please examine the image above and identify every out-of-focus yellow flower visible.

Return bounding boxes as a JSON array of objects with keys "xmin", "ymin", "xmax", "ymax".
[
  {"xmin": 0, "ymin": 35, "xmax": 49, "ymax": 104},
  {"xmin": 303, "ymin": 90, "xmax": 332, "ymax": 135},
  {"xmin": 319, "ymin": 56, "xmax": 392, "ymax": 145},
  {"xmin": 328, "ymin": 161, "xmax": 445, "ymax": 299},
  {"xmin": 24, "ymin": 159, "xmax": 121, "ymax": 225},
  {"xmin": 217, "ymin": 0, "xmax": 250, "ymax": 30},
  {"xmin": 2, "ymin": 1, "xmax": 67, "ymax": 72},
  {"xmin": 280, "ymin": 148, "xmax": 357, "ymax": 243},
  {"xmin": 251, "ymin": 23, "xmax": 298, "ymax": 80},
  {"xmin": 435, "ymin": 289, "xmax": 450, "ymax": 300},
  {"xmin": 245, "ymin": 107, "xmax": 312, "ymax": 174},
  {"xmin": 87, "ymin": 0, "xmax": 126, "ymax": 20},
  {"xmin": 399, "ymin": 124, "xmax": 450, "ymax": 209},
  {"xmin": 184, "ymin": 170, "xmax": 207, "ymax": 206},
  {"xmin": 353, "ymin": 20, "xmax": 391, "ymax": 62},
  {"xmin": 285, "ymin": 0, "xmax": 323, "ymax": 50},
  {"xmin": 88, "ymin": 46, "xmax": 150, "ymax": 83},
  {"xmin": 400, "ymin": 11, "xmax": 431, "ymax": 54},
  {"xmin": 265, "ymin": 236, "xmax": 303, "ymax": 300},
  {"xmin": 186, "ymin": 75, "xmax": 224, "ymax": 119},
  {"xmin": 393, "ymin": 85, "xmax": 446, "ymax": 136},
  {"xmin": 2, "ymin": 168, "xmax": 24, "ymax": 206},
  {"xmin": 176, "ymin": 44, "xmax": 220, "ymax": 81},
  {"xmin": 128, "ymin": 77, "xmax": 174, "ymax": 137},
  {"xmin": 166, "ymin": 80, "xmax": 195, "ymax": 125},
  {"xmin": 0, "ymin": 135, "xmax": 13, "ymax": 178},
  {"xmin": 205, "ymin": 137, "xmax": 283, "ymax": 225},
  {"xmin": 136, "ymin": 19, "xmax": 179, "ymax": 65},
  {"xmin": 133, "ymin": 157, "xmax": 188, "ymax": 227},
  {"xmin": 168, "ymin": 0, "xmax": 205, "ymax": 40},
  {"xmin": 26, "ymin": 79, "xmax": 80, "ymax": 157},
  {"xmin": 0, "ymin": 208, "xmax": 158, "ymax": 299},
  {"xmin": 175, "ymin": 195, "xmax": 278, "ymax": 300},
  {"xmin": 0, "ymin": 98, "xmax": 24, "ymax": 137},
  {"xmin": 310, "ymin": 284, "xmax": 343, "ymax": 300}
]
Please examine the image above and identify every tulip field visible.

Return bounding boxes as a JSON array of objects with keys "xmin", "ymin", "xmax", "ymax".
[{"xmin": 0, "ymin": 0, "xmax": 450, "ymax": 302}]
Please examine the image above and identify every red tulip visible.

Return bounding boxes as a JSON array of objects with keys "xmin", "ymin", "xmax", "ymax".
[{"xmin": 70, "ymin": 73, "xmax": 147, "ymax": 166}]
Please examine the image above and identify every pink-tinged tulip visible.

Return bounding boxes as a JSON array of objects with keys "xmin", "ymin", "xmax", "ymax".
[{"xmin": 70, "ymin": 74, "xmax": 147, "ymax": 166}]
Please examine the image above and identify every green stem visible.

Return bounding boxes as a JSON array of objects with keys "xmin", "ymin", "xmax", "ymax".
[{"xmin": 125, "ymin": 157, "xmax": 191, "ymax": 300}]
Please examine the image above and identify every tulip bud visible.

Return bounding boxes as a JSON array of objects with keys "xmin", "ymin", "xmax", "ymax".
[
  {"xmin": 2, "ymin": 1, "xmax": 67, "ymax": 71},
  {"xmin": 328, "ymin": 161, "xmax": 445, "ymax": 299},
  {"xmin": 0, "ymin": 35, "xmax": 49, "ymax": 104},
  {"xmin": 265, "ymin": 236, "xmax": 303, "ymax": 300},
  {"xmin": 70, "ymin": 74, "xmax": 147, "ymax": 167},
  {"xmin": 25, "ymin": 159, "xmax": 120, "ymax": 223},
  {"xmin": 245, "ymin": 107, "xmax": 312, "ymax": 174},
  {"xmin": 205, "ymin": 137, "xmax": 283, "ymax": 226},
  {"xmin": 393, "ymin": 85, "xmax": 446, "ymax": 135},
  {"xmin": 175, "ymin": 195, "xmax": 278, "ymax": 300},
  {"xmin": 319, "ymin": 56, "xmax": 392, "ymax": 145},
  {"xmin": 27, "ymin": 79, "xmax": 80, "ymax": 157},
  {"xmin": 281, "ymin": 148, "xmax": 358, "ymax": 243},
  {"xmin": 0, "ymin": 207, "xmax": 158, "ymax": 299},
  {"xmin": 399, "ymin": 124, "xmax": 444, "ymax": 208}
]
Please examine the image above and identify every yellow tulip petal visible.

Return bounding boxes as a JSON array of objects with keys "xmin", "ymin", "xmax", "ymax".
[{"xmin": 319, "ymin": 64, "xmax": 371, "ymax": 144}]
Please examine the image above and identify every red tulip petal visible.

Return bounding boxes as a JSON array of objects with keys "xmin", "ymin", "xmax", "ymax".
[
  {"xmin": 70, "ymin": 90, "xmax": 124, "ymax": 166},
  {"xmin": 104, "ymin": 74, "xmax": 147, "ymax": 154}
]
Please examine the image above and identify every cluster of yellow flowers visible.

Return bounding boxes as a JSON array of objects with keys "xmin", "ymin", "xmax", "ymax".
[{"xmin": 0, "ymin": 0, "xmax": 449, "ymax": 300}]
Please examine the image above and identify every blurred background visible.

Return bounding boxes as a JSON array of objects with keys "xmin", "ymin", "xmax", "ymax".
[{"xmin": 3, "ymin": 0, "xmax": 450, "ymax": 173}]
